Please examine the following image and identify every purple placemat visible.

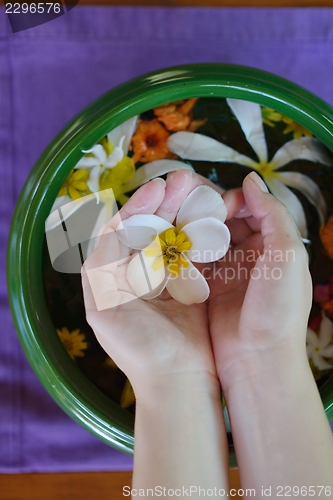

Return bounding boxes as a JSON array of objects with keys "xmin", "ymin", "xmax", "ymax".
[{"xmin": 1, "ymin": 5, "xmax": 333, "ymax": 473}]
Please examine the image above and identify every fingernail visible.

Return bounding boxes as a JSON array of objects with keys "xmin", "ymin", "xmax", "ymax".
[
  {"xmin": 248, "ymin": 172, "xmax": 268, "ymax": 192},
  {"xmin": 151, "ymin": 177, "xmax": 166, "ymax": 187},
  {"xmin": 235, "ymin": 203, "xmax": 252, "ymax": 218}
]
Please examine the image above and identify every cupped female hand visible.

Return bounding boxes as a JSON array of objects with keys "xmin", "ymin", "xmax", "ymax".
[
  {"xmin": 207, "ymin": 171, "xmax": 313, "ymax": 391},
  {"xmin": 81, "ymin": 169, "xmax": 219, "ymax": 395}
]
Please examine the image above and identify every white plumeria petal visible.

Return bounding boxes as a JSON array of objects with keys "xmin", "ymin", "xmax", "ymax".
[
  {"xmin": 270, "ymin": 137, "xmax": 333, "ymax": 170},
  {"xmin": 82, "ymin": 144, "xmax": 107, "ymax": 165},
  {"xmin": 117, "ymin": 214, "xmax": 173, "ymax": 250},
  {"xmin": 122, "ymin": 159, "xmax": 194, "ymax": 193},
  {"xmin": 167, "ymin": 132, "xmax": 258, "ymax": 168},
  {"xmin": 306, "ymin": 327, "xmax": 319, "ymax": 347},
  {"xmin": 166, "ymin": 258, "xmax": 210, "ymax": 305},
  {"xmin": 181, "ymin": 218, "xmax": 230, "ymax": 263},
  {"xmin": 264, "ymin": 177, "xmax": 308, "ymax": 238},
  {"xmin": 176, "ymin": 185, "xmax": 227, "ymax": 229},
  {"xmin": 87, "ymin": 165, "xmax": 103, "ymax": 193},
  {"xmin": 318, "ymin": 314, "xmax": 333, "ymax": 349},
  {"xmin": 321, "ymin": 345, "xmax": 333, "ymax": 358},
  {"xmin": 141, "ymin": 274, "xmax": 170, "ymax": 300},
  {"xmin": 105, "ymin": 143, "xmax": 124, "ymax": 169},
  {"xmin": 227, "ymin": 98, "xmax": 268, "ymax": 163},
  {"xmin": 107, "ymin": 115, "xmax": 138, "ymax": 156},
  {"xmin": 275, "ymin": 171, "xmax": 326, "ymax": 225},
  {"xmin": 312, "ymin": 352, "xmax": 333, "ymax": 371},
  {"xmin": 75, "ymin": 156, "xmax": 101, "ymax": 168},
  {"xmin": 126, "ymin": 249, "xmax": 166, "ymax": 299}
]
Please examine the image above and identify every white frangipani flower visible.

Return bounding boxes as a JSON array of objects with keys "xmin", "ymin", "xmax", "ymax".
[
  {"xmin": 307, "ymin": 313, "xmax": 333, "ymax": 370},
  {"xmin": 168, "ymin": 98, "xmax": 333, "ymax": 238},
  {"xmin": 76, "ymin": 116, "xmax": 139, "ymax": 193},
  {"xmin": 117, "ymin": 186, "xmax": 231, "ymax": 305}
]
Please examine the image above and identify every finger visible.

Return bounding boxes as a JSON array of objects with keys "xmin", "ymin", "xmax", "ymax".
[
  {"xmin": 226, "ymin": 218, "xmax": 254, "ymax": 245},
  {"xmin": 222, "ymin": 188, "xmax": 252, "ymax": 220},
  {"xmin": 242, "ymin": 172, "xmax": 304, "ymax": 252},
  {"xmin": 105, "ymin": 177, "xmax": 167, "ymax": 231},
  {"xmin": 154, "ymin": 169, "xmax": 201, "ymax": 223},
  {"xmin": 197, "ymin": 174, "xmax": 225, "ymax": 195}
]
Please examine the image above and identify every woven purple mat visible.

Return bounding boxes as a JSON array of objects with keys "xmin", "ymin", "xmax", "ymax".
[{"xmin": 1, "ymin": 6, "xmax": 333, "ymax": 473}]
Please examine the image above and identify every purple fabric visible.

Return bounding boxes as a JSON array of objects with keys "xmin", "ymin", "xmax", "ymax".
[{"xmin": 1, "ymin": 6, "xmax": 333, "ymax": 473}]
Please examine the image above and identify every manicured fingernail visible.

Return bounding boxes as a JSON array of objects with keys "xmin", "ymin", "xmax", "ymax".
[
  {"xmin": 248, "ymin": 171, "xmax": 269, "ymax": 192},
  {"xmin": 151, "ymin": 177, "xmax": 166, "ymax": 187}
]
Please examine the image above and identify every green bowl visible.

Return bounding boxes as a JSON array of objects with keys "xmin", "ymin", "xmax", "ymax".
[{"xmin": 7, "ymin": 63, "xmax": 333, "ymax": 467}]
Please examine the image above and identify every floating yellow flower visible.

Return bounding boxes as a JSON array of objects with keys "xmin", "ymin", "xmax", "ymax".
[
  {"xmin": 57, "ymin": 327, "xmax": 88, "ymax": 360},
  {"xmin": 99, "ymin": 155, "xmax": 135, "ymax": 206},
  {"xmin": 120, "ymin": 379, "xmax": 135, "ymax": 409},
  {"xmin": 261, "ymin": 106, "xmax": 283, "ymax": 127},
  {"xmin": 282, "ymin": 116, "xmax": 313, "ymax": 140},
  {"xmin": 58, "ymin": 169, "xmax": 90, "ymax": 200}
]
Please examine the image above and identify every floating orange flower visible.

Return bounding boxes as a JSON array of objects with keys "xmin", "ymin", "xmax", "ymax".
[
  {"xmin": 154, "ymin": 98, "xmax": 206, "ymax": 132},
  {"xmin": 320, "ymin": 215, "xmax": 333, "ymax": 259},
  {"xmin": 131, "ymin": 119, "xmax": 172, "ymax": 163}
]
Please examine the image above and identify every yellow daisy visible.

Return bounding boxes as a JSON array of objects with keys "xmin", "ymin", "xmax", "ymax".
[
  {"xmin": 58, "ymin": 169, "xmax": 90, "ymax": 200},
  {"xmin": 282, "ymin": 116, "xmax": 313, "ymax": 140},
  {"xmin": 57, "ymin": 327, "xmax": 88, "ymax": 360}
]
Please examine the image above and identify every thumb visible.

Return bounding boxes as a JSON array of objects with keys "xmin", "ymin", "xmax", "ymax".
[{"xmin": 242, "ymin": 172, "xmax": 303, "ymax": 253}]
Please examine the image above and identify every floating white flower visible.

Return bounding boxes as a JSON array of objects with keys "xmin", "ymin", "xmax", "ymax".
[
  {"xmin": 47, "ymin": 114, "xmax": 194, "ymax": 232},
  {"xmin": 307, "ymin": 313, "xmax": 333, "ymax": 370},
  {"xmin": 168, "ymin": 98, "xmax": 333, "ymax": 238},
  {"xmin": 117, "ymin": 185, "xmax": 230, "ymax": 305}
]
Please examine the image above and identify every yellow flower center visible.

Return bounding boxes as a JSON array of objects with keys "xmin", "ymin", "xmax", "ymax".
[
  {"xmin": 256, "ymin": 162, "xmax": 275, "ymax": 177},
  {"xmin": 144, "ymin": 227, "xmax": 192, "ymax": 276}
]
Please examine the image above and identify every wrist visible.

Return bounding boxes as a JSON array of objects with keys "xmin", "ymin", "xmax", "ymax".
[
  {"xmin": 219, "ymin": 341, "xmax": 311, "ymax": 399},
  {"xmin": 134, "ymin": 369, "xmax": 221, "ymax": 407}
]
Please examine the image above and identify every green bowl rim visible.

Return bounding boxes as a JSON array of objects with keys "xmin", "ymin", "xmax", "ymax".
[{"xmin": 7, "ymin": 63, "xmax": 333, "ymax": 464}]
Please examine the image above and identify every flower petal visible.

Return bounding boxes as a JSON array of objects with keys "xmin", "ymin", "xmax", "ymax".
[
  {"xmin": 321, "ymin": 345, "xmax": 333, "ymax": 358},
  {"xmin": 117, "ymin": 214, "xmax": 173, "ymax": 249},
  {"xmin": 274, "ymin": 171, "xmax": 326, "ymax": 226},
  {"xmin": 122, "ymin": 159, "xmax": 194, "ymax": 193},
  {"xmin": 319, "ymin": 314, "xmax": 333, "ymax": 349},
  {"xmin": 107, "ymin": 115, "xmax": 138, "ymax": 155},
  {"xmin": 166, "ymin": 259, "xmax": 210, "ymax": 304},
  {"xmin": 181, "ymin": 218, "xmax": 230, "ymax": 263},
  {"xmin": 82, "ymin": 144, "xmax": 107, "ymax": 165},
  {"xmin": 87, "ymin": 165, "xmax": 102, "ymax": 193},
  {"xmin": 167, "ymin": 132, "xmax": 258, "ymax": 168},
  {"xmin": 126, "ymin": 249, "xmax": 166, "ymax": 298},
  {"xmin": 75, "ymin": 156, "xmax": 100, "ymax": 168},
  {"xmin": 264, "ymin": 177, "xmax": 307, "ymax": 238},
  {"xmin": 312, "ymin": 352, "xmax": 333, "ymax": 370},
  {"xmin": 176, "ymin": 185, "xmax": 227, "ymax": 229},
  {"xmin": 227, "ymin": 98, "xmax": 268, "ymax": 163},
  {"xmin": 270, "ymin": 137, "xmax": 333, "ymax": 170},
  {"xmin": 105, "ymin": 142, "xmax": 125, "ymax": 169}
]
